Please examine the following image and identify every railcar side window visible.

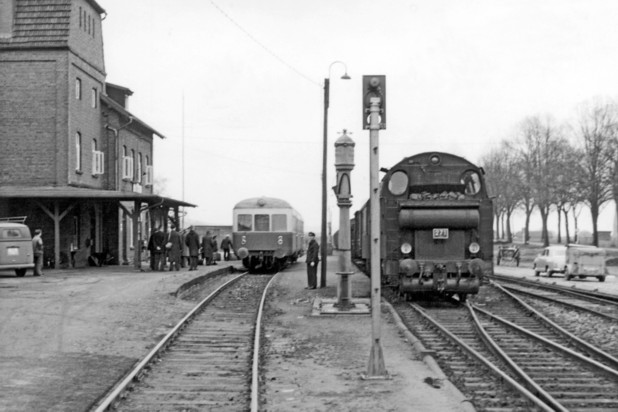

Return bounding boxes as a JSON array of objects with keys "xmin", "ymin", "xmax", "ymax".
[
  {"xmin": 255, "ymin": 214, "xmax": 270, "ymax": 231},
  {"xmin": 238, "ymin": 214, "xmax": 252, "ymax": 231},
  {"xmin": 2, "ymin": 229, "xmax": 22, "ymax": 238},
  {"xmin": 272, "ymin": 214, "xmax": 287, "ymax": 231},
  {"xmin": 388, "ymin": 171, "xmax": 408, "ymax": 196},
  {"xmin": 460, "ymin": 170, "xmax": 481, "ymax": 195}
]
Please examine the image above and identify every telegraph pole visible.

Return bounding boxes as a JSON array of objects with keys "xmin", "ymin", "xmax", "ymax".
[{"xmin": 362, "ymin": 76, "xmax": 388, "ymax": 379}]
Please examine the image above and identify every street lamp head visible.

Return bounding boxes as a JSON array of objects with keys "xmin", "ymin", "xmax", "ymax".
[{"xmin": 341, "ymin": 72, "xmax": 351, "ymax": 80}]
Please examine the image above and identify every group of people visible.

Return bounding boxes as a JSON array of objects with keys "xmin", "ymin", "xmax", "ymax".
[{"xmin": 147, "ymin": 226, "xmax": 235, "ymax": 272}]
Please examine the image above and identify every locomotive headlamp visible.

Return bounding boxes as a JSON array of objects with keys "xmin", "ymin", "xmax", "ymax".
[
  {"xmin": 400, "ymin": 242, "xmax": 412, "ymax": 254},
  {"xmin": 469, "ymin": 242, "xmax": 480, "ymax": 254},
  {"xmin": 430, "ymin": 154, "xmax": 440, "ymax": 165}
]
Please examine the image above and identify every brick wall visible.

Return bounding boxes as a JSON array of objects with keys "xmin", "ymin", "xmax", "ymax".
[{"xmin": 0, "ymin": 54, "xmax": 66, "ymax": 185}]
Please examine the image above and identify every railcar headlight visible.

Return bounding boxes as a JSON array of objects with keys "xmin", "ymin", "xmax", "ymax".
[
  {"xmin": 401, "ymin": 242, "xmax": 412, "ymax": 254},
  {"xmin": 469, "ymin": 242, "xmax": 480, "ymax": 254}
]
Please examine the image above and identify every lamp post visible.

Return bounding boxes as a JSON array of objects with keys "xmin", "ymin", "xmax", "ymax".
[{"xmin": 321, "ymin": 61, "xmax": 350, "ymax": 288}]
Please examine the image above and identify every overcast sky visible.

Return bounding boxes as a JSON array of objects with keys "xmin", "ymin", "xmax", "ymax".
[{"xmin": 101, "ymin": 0, "xmax": 618, "ymax": 234}]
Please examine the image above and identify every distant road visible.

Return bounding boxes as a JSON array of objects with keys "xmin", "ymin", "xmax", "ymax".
[{"xmin": 494, "ymin": 264, "xmax": 618, "ymax": 295}]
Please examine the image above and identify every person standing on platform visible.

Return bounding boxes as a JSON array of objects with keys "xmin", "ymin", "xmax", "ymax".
[
  {"xmin": 305, "ymin": 232, "xmax": 319, "ymax": 289},
  {"xmin": 220, "ymin": 234, "xmax": 234, "ymax": 261},
  {"xmin": 202, "ymin": 231, "xmax": 214, "ymax": 265},
  {"xmin": 180, "ymin": 229, "xmax": 190, "ymax": 268},
  {"xmin": 185, "ymin": 226, "xmax": 200, "ymax": 271},
  {"xmin": 32, "ymin": 229, "xmax": 44, "ymax": 276},
  {"xmin": 147, "ymin": 227, "xmax": 166, "ymax": 271},
  {"xmin": 166, "ymin": 225, "xmax": 183, "ymax": 271}
]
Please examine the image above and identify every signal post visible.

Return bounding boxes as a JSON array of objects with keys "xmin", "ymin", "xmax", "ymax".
[{"xmin": 362, "ymin": 75, "xmax": 389, "ymax": 379}]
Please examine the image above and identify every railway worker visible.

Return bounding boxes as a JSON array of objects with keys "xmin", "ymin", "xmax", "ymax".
[
  {"xmin": 305, "ymin": 232, "xmax": 319, "ymax": 289},
  {"xmin": 166, "ymin": 225, "xmax": 183, "ymax": 271},
  {"xmin": 220, "ymin": 234, "xmax": 234, "ymax": 261},
  {"xmin": 32, "ymin": 229, "xmax": 44, "ymax": 276},
  {"xmin": 185, "ymin": 226, "xmax": 200, "ymax": 271},
  {"xmin": 147, "ymin": 227, "xmax": 166, "ymax": 271},
  {"xmin": 202, "ymin": 231, "xmax": 215, "ymax": 265}
]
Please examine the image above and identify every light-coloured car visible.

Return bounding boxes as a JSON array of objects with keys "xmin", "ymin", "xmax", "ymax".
[
  {"xmin": 0, "ymin": 222, "xmax": 34, "ymax": 277},
  {"xmin": 533, "ymin": 244, "xmax": 607, "ymax": 282}
]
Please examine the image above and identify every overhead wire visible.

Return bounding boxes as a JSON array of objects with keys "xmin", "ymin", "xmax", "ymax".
[{"xmin": 208, "ymin": 0, "xmax": 322, "ymax": 88}]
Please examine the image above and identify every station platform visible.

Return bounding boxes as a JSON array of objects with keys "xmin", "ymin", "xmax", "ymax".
[
  {"xmin": 260, "ymin": 254, "xmax": 473, "ymax": 411},
  {"xmin": 0, "ymin": 255, "xmax": 472, "ymax": 411}
]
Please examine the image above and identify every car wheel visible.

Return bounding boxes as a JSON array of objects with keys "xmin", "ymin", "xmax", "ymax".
[
  {"xmin": 533, "ymin": 264, "xmax": 540, "ymax": 277},
  {"xmin": 546, "ymin": 267, "xmax": 553, "ymax": 277},
  {"xmin": 15, "ymin": 268, "xmax": 26, "ymax": 277},
  {"xmin": 598, "ymin": 276, "xmax": 606, "ymax": 282}
]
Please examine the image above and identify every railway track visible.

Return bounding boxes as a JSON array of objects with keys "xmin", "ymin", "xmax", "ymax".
[
  {"xmin": 389, "ymin": 282, "xmax": 618, "ymax": 411},
  {"xmin": 91, "ymin": 272, "xmax": 276, "ymax": 411}
]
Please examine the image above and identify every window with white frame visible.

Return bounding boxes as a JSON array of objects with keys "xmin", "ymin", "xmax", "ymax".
[
  {"xmin": 137, "ymin": 153, "xmax": 143, "ymax": 183},
  {"xmin": 75, "ymin": 132, "xmax": 82, "ymax": 171},
  {"xmin": 76, "ymin": 78, "xmax": 81, "ymax": 100},
  {"xmin": 144, "ymin": 156, "xmax": 153, "ymax": 187},
  {"xmin": 122, "ymin": 146, "xmax": 134, "ymax": 180},
  {"xmin": 91, "ymin": 87, "xmax": 97, "ymax": 108},
  {"xmin": 91, "ymin": 139, "xmax": 104, "ymax": 175}
]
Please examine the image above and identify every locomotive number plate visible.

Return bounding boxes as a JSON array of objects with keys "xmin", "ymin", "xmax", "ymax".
[
  {"xmin": 7, "ymin": 247, "xmax": 19, "ymax": 256},
  {"xmin": 432, "ymin": 228, "xmax": 449, "ymax": 239}
]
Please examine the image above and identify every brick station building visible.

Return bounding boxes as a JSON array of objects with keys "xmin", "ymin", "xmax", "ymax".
[{"xmin": 0, "ymin": 0, "xmax": 193, "ymax": 269}]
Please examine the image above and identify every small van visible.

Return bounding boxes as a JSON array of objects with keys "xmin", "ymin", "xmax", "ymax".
[
  {"xmin": 533, "ymin": 244, "xmax": 607, "ymax": 282},
  {"xmin": 0, "ymin": 221, "xmax": 34, "ymax": 276}
]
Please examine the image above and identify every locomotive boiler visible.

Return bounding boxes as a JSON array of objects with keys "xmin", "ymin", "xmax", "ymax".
[{"xmin": 351, "ymin": 152, "xmax": 493, "ymax": 301}]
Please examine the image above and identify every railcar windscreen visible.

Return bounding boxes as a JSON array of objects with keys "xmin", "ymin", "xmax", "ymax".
[
  {"xmin": 238, "ymin": 214, "xmax": 252, "ymax": 231},
  {"xmin": 272, "ymin": 214, "xmax": 287, "ymax": 231},
  {"xmin": 255, "ymin": 214, "xmax": 270, "ymax": 231}
]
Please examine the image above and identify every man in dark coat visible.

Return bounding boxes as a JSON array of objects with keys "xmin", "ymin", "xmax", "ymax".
[
  {"xmin": 166, "ymin": 225, "xmax": 183, "ymax": 271},
  {"xmin": 184, "ymin": 227, "xmax": 200, "ymax": 271},
  {"xmin": 202, "ymin": 231, "xmax": 214, "ymax": 265},
  {"xmin": 220, "ymin": 235, "xmax": 234, "ymax": 261},
  {"xmin": 147, "ymin": 227, "xmax": 166, "ymax": 271},
  {"xmin": 305, "ymin": 232, "xmax": 319, "ymax": 289}
]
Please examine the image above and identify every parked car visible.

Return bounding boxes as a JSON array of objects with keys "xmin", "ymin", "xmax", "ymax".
[
  {"xmin": 0, "ymin": 221, "xmax": 34, "ymax": 277},
  {"xmin": 533, "ymin": 244, "xmax": 607, "ymax": 282}
]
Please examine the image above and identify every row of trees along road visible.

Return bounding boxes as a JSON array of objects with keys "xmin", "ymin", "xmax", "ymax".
[{"xmin": 481, "ymin": 97, "xmax": 618, "ymax": 247}]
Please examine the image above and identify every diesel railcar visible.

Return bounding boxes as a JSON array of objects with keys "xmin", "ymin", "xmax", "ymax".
[
  {"xmin": 352, "ymin": 152, "xmax": 493, "ymax": 301},
  {"xmin": 233, "ymin": 197, "xmax": 304, "ymax": 272}
]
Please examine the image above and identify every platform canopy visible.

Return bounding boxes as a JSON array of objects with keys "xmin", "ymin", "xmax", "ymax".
[{"xmin": 0, "ymin": 186, "xmax": 195, "ymax": 208}]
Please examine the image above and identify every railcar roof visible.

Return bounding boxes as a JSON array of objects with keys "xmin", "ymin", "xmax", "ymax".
[{"xmin": 234, "ymin": 197, "xmax": 293, "ymax": 209}]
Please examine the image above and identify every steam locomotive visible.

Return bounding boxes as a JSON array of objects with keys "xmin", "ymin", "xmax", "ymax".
[
  {"xmin": 232, "ymin": 197, "xmax": 304, "ymax": 272},
  {"xmin": 351, "ymin": 152, "xmax": 493, "ymax": 301}
]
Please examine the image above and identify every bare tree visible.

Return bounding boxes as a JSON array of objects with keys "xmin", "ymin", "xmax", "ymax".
[
  {"xmin": 553, "ymin": 141, "xmax": 580, "ymax": 244},
  {"xmin": 514, "ymin": 115, "xmax": 565, "ymax": 246},
  {"xmin": 573, "ymin": 98, "xmax": 617, "ymax": 246},
  {"xmin": 482, "ymin": 144, "xmax": 520, "ymax": 242}
]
